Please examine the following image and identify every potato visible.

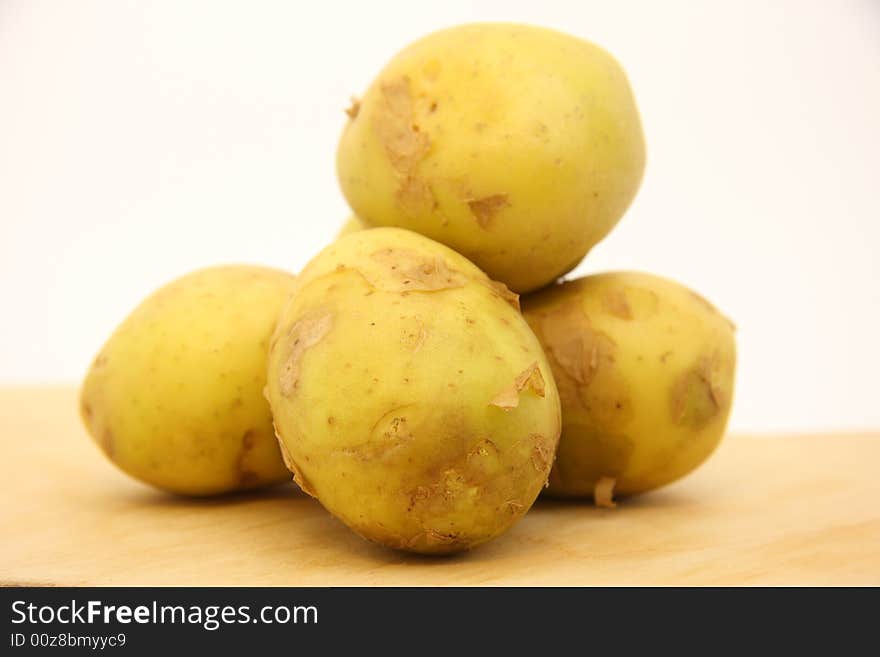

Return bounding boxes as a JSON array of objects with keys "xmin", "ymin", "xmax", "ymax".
[
  {"xmin": 522, "ymin": 272, "xmax": 736, "ymax": 499},
  {"xmin": 336, "ymin": 23, "xmax": 645, "ymax": 293},
  {"xmin": 266, "ymin": 228, "xmax": 561, "ymax": 553},
  {"xmin": 80, "ymin": 266, "xmax": 297, "ymax": 495},
  {"xmin": 337, "ymin": 214, "xmax": 367, "ymax": 238}
]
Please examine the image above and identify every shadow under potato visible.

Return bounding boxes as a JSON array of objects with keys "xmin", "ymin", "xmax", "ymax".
[
  {"xmin": 118, "ymin": 479, "xmax": 304, "ymax": 509},
  {"xmin": 536, "ymin": 486, "xmax": 694, "ymax": 511},
  {"xmin": 106, "ymin": 476, "xmax": 696, "ymax": 568}
]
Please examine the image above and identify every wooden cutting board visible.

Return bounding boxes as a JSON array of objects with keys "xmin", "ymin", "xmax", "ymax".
[{"xmin": 1, "ymin": 387, "xmax": 877, "ymax": 586}]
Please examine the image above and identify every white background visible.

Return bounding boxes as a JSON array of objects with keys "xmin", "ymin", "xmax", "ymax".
[{"xmin": 1, "ymin": 0, "xmax": 878, "ymax": 433}]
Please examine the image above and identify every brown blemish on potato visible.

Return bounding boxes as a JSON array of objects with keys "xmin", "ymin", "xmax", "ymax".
[
  {"xmin": 540, "ymin": 303, "xmax": 614, "ymax": 387},
  {"xmin": 345, "ymin": 97, "xmax": 360, "ymax": 120},
  {"xmin": 386, "ymin": 422, "xmax": 543, "ymax": 551},
  {"xmin": 486, "ymin": 279, "xmax": 520, "ymax": 311},
  {"xmin": 490, "ymin": 362, "xmax": 546, "ymax": 410},
  {"xmin": 530, "ymin": 436, "xmax": 553, "ymax": 474},
  {"xmin": 467, "ymin": 438, "xmax": 499, "ymax": 460},
  {"xmin": 385, "ymin": 415, "xmax": 412, "ymax": 438},
  {"xmin": 340, "ymin": 407, "xmax": 417, "ymax": 461},
  {"xmin": 671, "ymin": 354, "xmax": 724, "ymax": 428},
  {"xmin": 442, "ymin": 468, "xmax": 466, "ymax": 495},
  {"xmin": 396, "ymin": 176, "xmax": 435, "ymax": 214},
  {"xmin": 467, "ymin": 194, "xmax": 509, "ymax": 228},
  {"xmin": 594, "ymin": 476, "xmax": 617, "ymax": 508},
  {"xmin": 376, "ymin": 78, "xmax": 429, "ymax": 169},
  {"xmin": 406, "ymin": 437, "xmax": 486, "ymax": 501},
  {"xmin": 399, "ymin": 316, "xmax": 427, "ymax": 351},
  {"xmin": 374, "ymin": 77, "xmax": 432, "ymax": 213},
  {"xmin": 423, "ymin": 529, "xmax": 462, "ymax": 547},
  {"xmin": 532, "ymin": 300, "xmax": 633, "ymax": 432},
  {"xmin": 279, "ymin": 312, "xmax": 333, "ymax": 397},
  {"xmin": 375, "ymin": 414, "xmax": 415, "ymax": 455},
  {"xmin": 401, "ymin": 459, "xmax": 491, "ymax": 536},
  {"xmin": 603, "ymin": 288, "xmax": 633, "ymax": 320},
  {"xmin": 407, "ymin": 484, "xmax": 432, "ymax": 511},
  {"xmin": 370, "ymin": 248, "xmax": 467, "ymax": 292},
  {"xmin": 502, "ymin": 499, "xmax": 524, "ymax": 514}
]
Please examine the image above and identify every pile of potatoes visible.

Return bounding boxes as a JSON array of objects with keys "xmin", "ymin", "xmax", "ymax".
[{"xmin": 81, "ymin": 23, "xmax": 736, "ymax": 555}]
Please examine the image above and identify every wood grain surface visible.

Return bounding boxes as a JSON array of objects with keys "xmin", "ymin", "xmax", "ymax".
[{"xmin": 1, "ymin": 387, "xmax": 877, "ymax": 586}]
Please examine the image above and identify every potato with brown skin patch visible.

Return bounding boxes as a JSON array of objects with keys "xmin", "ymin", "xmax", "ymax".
[
  {"xmin": 522, "ymin": 272, "xmax": 736, "ymax": 499},
  {"xmin": 266, "ymin": 228, "xmax": 561, "ymax": 554},
  {"xmin": 336, "ymin": 23, "xmax": 645, "ymax": 293},
  {"xmin": 80, "ymin": 266, "xmax": 297, "ymax": 495}
]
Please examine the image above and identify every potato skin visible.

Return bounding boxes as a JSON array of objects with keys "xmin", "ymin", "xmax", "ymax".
[
  {"xmin": 522, "ymin": 272, "xmax": 736, "ymax": 498},
  {"xmin": 336, "ymin": 23, "xmax": 645, "ymax": 293},
  {"xmin": 266, "ymin": 228, "xmax": 561, "ymax": 554},
  {"xmin": 80, "ymin": 266, "xmax": 297, "ymax": 495}
]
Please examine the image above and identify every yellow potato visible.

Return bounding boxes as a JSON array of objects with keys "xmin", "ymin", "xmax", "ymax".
[
  {"xmin": 522, "ymin": 272, "xmax": 736, "ymax": 499},
  {"xmin": 337, "ymin": 23, "xmax": 645, "ymax": 293},
  {"xmin": 266, "ymin": 228, "xmax": 561, "ymax": 553},
  {"xmin": 337, "ymin": 214, "xmax": 367, "ymax": 238},
  {"xmin": 80, "ymin": 266, "xmax": 297, "ymax": 495}
]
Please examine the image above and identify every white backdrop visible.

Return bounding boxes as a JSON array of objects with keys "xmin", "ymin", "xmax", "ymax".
[{"xmin": 1, "ymin": 0, "xmax": 878, "ymax": 433}]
